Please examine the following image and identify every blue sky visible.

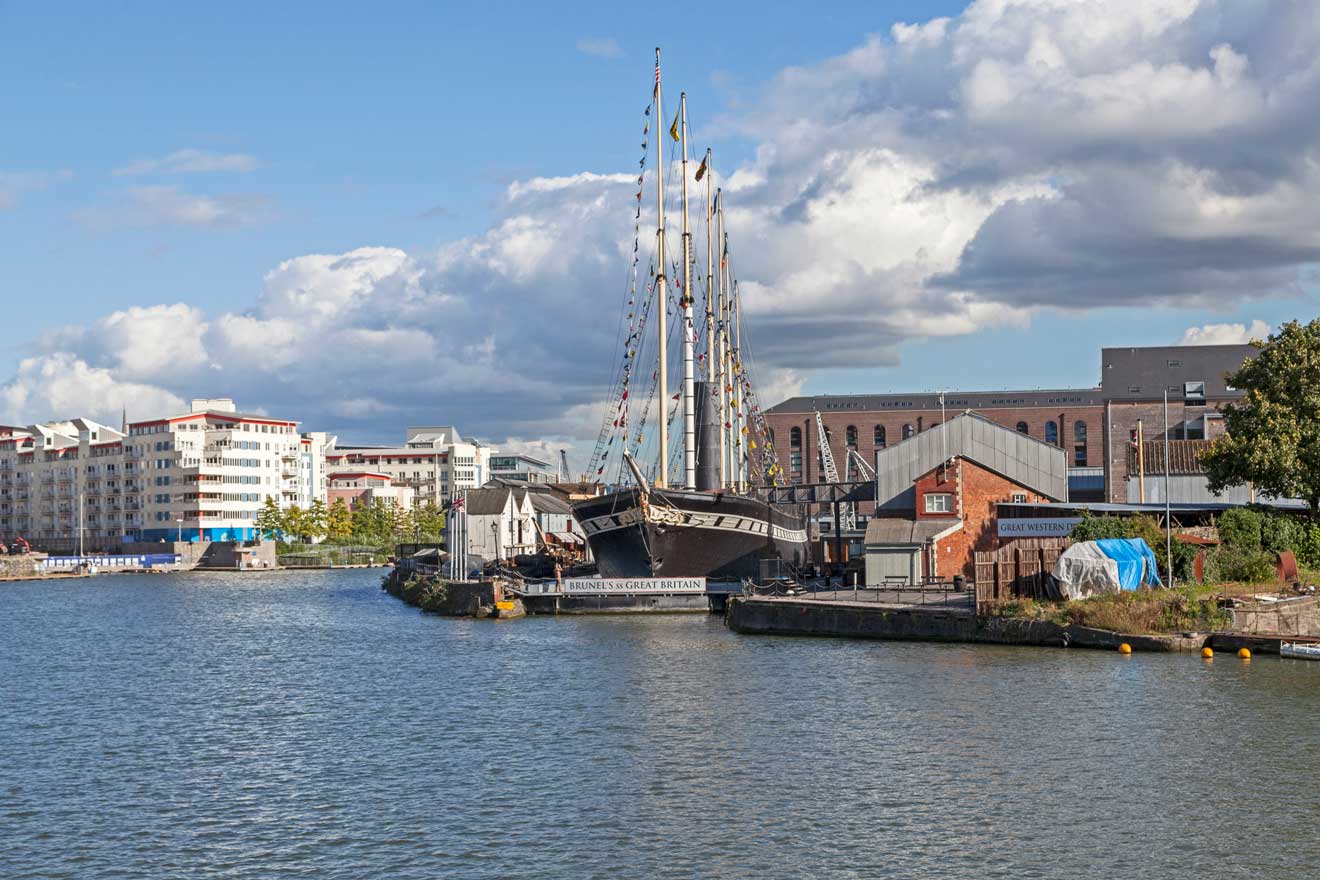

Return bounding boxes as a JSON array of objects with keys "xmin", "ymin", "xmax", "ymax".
[
  {"xmin": 1, "ymin": 1, "xmax": 1317, "ymax": 455},
  {"xmin": 1, "ymin": 0, "xmax": 956, "ymax": 337}
]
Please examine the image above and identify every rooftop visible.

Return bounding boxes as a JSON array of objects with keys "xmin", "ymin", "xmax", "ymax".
[
  {"xmin": 873, "ymin": 412, "xmax": 1070, "ymax": 511},
  {"xmin": 768, "ymin": 388, "xmax": 1103, "ymax": 415},
  {"xmin": 1100, "ymin": 344, "xmax": 1257, "ymax": 401},
  {"xmin": 864, "ymin": 518, "xmax": 961, "ymax": 545}
]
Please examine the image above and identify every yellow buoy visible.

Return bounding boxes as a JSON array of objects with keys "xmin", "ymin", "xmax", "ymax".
[
  {"xmin": 1201, "ymin": 647, "xmax": 1214, "ymax": 659},
  {"xmin": 1118, "ymin": 643, "xmax": 1132, "ymax": 655},
  {"xmin": 1238, "ymin": 647, "xmax": 1252, "ymax": 660}
]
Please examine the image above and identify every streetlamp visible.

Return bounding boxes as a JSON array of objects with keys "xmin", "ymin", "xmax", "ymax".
[{"xmin": 491, "ymin": 522, "xmax": 499, "ymax": 563}]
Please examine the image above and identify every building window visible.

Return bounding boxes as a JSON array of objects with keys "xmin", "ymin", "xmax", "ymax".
[
  {"xmin": 1073, "ymin": 420, "xmax": 1087, "ymax": 466},
  {"xmin": 924, "ymin": 493, "xmax": 953, "ymax": 514},
  {"xmin": 1045, "ymin": 421, "xmax": 1058, "ymax": 446},
  {"xmin": 873, "ymin": 425, "xmax": 886, "ymax": 449},
  {"xmin": 844, "ymin": 426, "xmax": 858, "ymax": 479},
  {"xmin": 902, "ymin": 423, "xmax": 914, "ymax": 440},
  {"xmin": 1016, "ymin": 422, "xmax": 1029, "ymax": 434},
  {"xmin": 789, "ymin": 427, "xmax": 803, "ymax": 484}
]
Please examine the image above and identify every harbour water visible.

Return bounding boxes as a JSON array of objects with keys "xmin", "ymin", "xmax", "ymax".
[{"xmin": 3, "ymin": 569, "xmax": 1319, "ymax": 879}]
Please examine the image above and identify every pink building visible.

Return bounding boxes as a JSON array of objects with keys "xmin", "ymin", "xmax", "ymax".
[{"xmin": 328, "ymin": 472, "xmax": 416, "ymax": 510}]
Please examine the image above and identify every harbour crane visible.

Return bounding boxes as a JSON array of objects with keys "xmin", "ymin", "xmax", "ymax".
[
  {"xmin": 813, "ymin": 409, "xmax": 855, "ymax": 532},
  {"xmin": 846, "ymin": 448, "xmax": 876, "ymax": 482},
  {"xmin": 559, "ymin": 449, "xmax": 571, "ymax": 482}
]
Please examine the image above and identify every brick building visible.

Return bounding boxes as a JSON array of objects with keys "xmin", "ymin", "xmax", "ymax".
[
  {"xmin": 764, "ymin": 342, "xmax": 1257, "ymax": 508},
  {"xmin": 863, "ymin": 414, "xmax": 1068, "ymax": 585},
  {"xmin": 1099, "ymin": 344, "xmax": 1255, "ymax": 502},
  {"xmin": 766, "ymin": 389, "xmax": 1103, "ymax": 494}
]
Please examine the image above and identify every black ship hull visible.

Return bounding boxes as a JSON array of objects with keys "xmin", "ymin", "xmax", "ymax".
[{"xmin": 572, "ymin": 487, "xmax": 809, "ymax": 580}]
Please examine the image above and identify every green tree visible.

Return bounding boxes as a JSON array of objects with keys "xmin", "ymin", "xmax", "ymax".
[
  {"xmin": 284, "ymin": 505, "xmax": 310, "ymax": 543},
  {"xmin": 1203, "ymin": 319, "xmax": 1320, "ymax": 520},
  {"xmin": 351, "ymin": 498, "xmax": 391, "ymax": 545},
  {"xmin": 255, "ymin": 496, "xmax": 285, "ymax": 540},
  {"xmin": 384, "ymin": 500, "xmax": 407, "ymax": 542},
  {"xmin": 413, "ymin": 502, "xmax": 445, "ymax": 540},
  {"xmin": 306, "ymin": 498, "xmax": 328, "ymax": 542},
  {"xmin": 326, "ymin": 498, "xmax": 353, "ymax": 542}
]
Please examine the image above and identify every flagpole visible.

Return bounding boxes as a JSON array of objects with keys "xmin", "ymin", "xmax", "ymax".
[
  {"xmin": 715, "ymin": 189, "xmax": 727, "ymax": 488},
  {"xmin": 704, "ymin": 149, "xmax": 715, "ymax": 386},
  {"xmin": 653, "ymin": 48, "xmax": 669, "ymax": 489},
  {"xmin": 679, "ymin": 93, "xmax": 696, "ymax": 491}
]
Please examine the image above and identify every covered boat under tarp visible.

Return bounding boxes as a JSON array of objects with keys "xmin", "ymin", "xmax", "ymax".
[{"xmin": 1051, "ymin": 538, "xmax": 1163, "ymax": 600}]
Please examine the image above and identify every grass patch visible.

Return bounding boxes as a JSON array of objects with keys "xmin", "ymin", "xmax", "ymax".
[{"xmin": 990, "ymin": 586, "xmax": 1237, "ymax": 634}]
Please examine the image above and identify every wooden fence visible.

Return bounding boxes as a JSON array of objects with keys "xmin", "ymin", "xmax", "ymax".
[{"xmin": 974, "ymin": 538, "xmax": 1069, "ymax": 613}]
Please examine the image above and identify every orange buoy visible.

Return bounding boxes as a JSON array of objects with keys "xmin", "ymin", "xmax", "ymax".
[
  {"xmin": 1238, "ymin": 647, "xmax": 1252, "ymax": 660},
  {"xmin": 1201, "ymin": 647, "xmax": 1214, "ymax": 659},
  {"xmin": 1118, "ymin": 643, "xmax": 1132, "ymax": 655}
]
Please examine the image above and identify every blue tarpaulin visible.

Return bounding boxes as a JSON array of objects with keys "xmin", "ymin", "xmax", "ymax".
[{"xmin": 1094, "ymin": 538, "xmax": 1163, "ymax": 590}]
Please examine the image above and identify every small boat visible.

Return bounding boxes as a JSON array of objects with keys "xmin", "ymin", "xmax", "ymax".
[{"xmin": 1280, "ymin": 640, "xmax": 1320, "ymax": 660}]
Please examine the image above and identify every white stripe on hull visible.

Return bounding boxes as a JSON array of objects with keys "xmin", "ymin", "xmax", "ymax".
[{"xmin": 579, "ymin": 505, "xmax": 807, "ymax": 544}]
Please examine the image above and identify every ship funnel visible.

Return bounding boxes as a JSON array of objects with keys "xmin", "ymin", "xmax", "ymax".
[{"xmin": 695, "ymin": 380, "xmax": 721, "ymax": 491}]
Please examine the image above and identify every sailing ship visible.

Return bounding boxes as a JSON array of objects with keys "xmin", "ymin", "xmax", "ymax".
[{"xmin": 574, "ymin": 49, "xmax": 808, "ymax": 580}]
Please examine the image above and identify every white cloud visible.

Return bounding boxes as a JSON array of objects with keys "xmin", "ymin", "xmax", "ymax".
[
  {"xmin": 6, "ymin": 0, "xmax": 1320, "ymax": 458},
  {"xmin": 113, "ymin": 149, "xmax": 260, "ymax": 176},
  {"xmin": 575, "ymin": 37, "xmax": 622, "ymax": 59},
  {"xmin": 44, "ymin": 303, "xmax": 211, "ymax": 382},
  {"xmin": 75, "ymin": 185, "xmax": 273, "ymax": 229},
  {"xmin": 0, "ymin": 353, "xmax": 185, "ymax": 426},
  {"xmin": 1178, "ymin": 319, "xmax": 1272, "ymax": 345},
  {"xmin": 0, "ymin": 170, "xmax": 73, "ymax": 210}
]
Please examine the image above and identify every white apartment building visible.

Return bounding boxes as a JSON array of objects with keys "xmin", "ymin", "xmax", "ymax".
[
  {"xmin": 0, "ymin": 399, "xmax": 331, "ymax": 548},
  {"xmin": 0, "ymin": 418, "xmax": 139, "ymax": 549},
  {"xmin": 326, "ymin": 425, "xmax": 492, "ymax": 506}
]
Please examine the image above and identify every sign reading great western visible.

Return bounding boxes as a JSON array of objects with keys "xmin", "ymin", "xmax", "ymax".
[
  {"xmin": 997, "ymin": 517, "xmax": 1082, "ymax": 538},
  {"xmin": 561, "ymin": 577, "xmax": 707, "ymax": 594}
]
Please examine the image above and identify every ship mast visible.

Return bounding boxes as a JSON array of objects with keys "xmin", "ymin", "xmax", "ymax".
[
  {"xmin": 721, "ymin": 221, "xmax": 734, "ymax": 490},
  {"xmin": 704, "ymin": 149, "xmax": 715, "ymax": 387},
  {"xmin": 733, "ymin": 278, "xmax": 744, "ymax": 492},
  {"xmin": 679, "ymin": 93, "xmax": 696, "ymax": 490},
  {"xmin": 653, "ymin": 48, "xmax": 669, "ymax": 489},
  {"xmin": 715, "ymin": 188, "xmax": 728, "ymax": 488}
]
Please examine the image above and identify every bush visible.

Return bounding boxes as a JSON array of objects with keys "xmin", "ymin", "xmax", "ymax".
[
  {"xmin": 1261, "ymin": 514, "xmax": 1302, "ymax": 554},
  {"xmin": 1296, "ymin": 526, "xmax": 1320, "ymax": 569},
  {"xmin": 1060, "ymin": 588, "xmax": 1232, "ymax": 634},
  {"xmin": 1205, "ymin": 546, "xmax": 1277, "ymax": 584},
  {"xmin": 1218, "ymin": 508, "xmax": 1264, "ymax": 550}
]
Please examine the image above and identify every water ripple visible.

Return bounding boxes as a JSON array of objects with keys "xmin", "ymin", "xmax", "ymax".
[{"xmin": 2, "ymin": 571, "xmax": 1319, "ymax": 878}]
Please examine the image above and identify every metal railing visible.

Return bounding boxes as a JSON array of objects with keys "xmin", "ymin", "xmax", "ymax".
[{"xmin": 792, "ymin": 573, "xmax": 972, "ymax": 608}]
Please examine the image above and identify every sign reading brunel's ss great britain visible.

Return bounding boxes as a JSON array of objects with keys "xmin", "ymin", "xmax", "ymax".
[{"xmin": 562, "ymin": 578, "xmax": 706, "ymax": 594}]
